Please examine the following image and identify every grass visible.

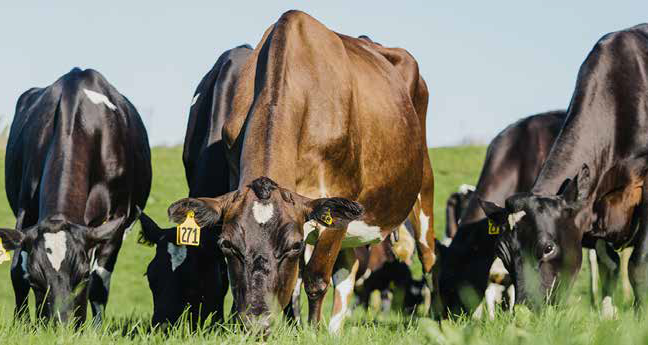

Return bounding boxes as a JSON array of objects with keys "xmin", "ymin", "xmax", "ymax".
[{"xmin": 0, "ymin": 145, "xmax": 641, "ymax": 344}]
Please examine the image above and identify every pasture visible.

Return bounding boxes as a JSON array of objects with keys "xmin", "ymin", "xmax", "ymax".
[{"xmin": 0, "ymin": 145, "xmax": 645, "ymax": 344}]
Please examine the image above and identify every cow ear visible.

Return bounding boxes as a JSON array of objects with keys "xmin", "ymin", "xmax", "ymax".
[
  {"xmin": 138, "ymin": 212, "xmax": 169, "ymax": 246},
  {"xmin": 478, "ymin": 198, "xmax": 509, "ymax": 226},
  {"xmin": 561, "ymin": 164, "xmax": 591, "ymax": 203},
  {"xmin": 168, "ymin": 193, "xmax": 234, "ymax": 227},
  {"xmin": 0, "ymin": 228, "xmax": 27, "ymax": 251},
  {"xmin": 305, "ymin": 197, "xmax": 364, "ymax": 228},
  {"xmin": 83, "ymin": 214, "xmax": 132, "ymax": 246}
]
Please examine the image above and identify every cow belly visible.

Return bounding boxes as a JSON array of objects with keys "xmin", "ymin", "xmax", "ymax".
[{"xmin": 303, "ymin": 220, "xmax": 382, "ymax": 248}]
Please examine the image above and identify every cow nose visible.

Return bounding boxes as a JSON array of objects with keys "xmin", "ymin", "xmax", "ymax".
[{"xmin": 241, "ymin": 313, "xmax": 273, "ymax": 335}]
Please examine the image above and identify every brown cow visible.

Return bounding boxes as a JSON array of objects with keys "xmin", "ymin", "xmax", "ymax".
[{"xmin": 167, "ymin": 10, "xmax": 434, "ymax": 333}]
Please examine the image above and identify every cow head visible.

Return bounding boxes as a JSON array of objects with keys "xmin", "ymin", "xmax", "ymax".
[
  {"xmin": 167, "ymin": 176, "xmax": 363, "ymax": 331},
  {"xmin": 0, "ymin": 214, "xmax": 128, "ymax": 323},
  {"xmin": 479, "ymin": 165, "xmax": 592, "ymax": 306}
]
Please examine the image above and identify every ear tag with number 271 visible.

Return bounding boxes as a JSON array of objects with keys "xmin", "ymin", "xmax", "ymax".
[
  {"xmin": 176, "ymin": 211, "xmax": 201, "ymax": 246},
  {"xmin": 488, "ymin": 219, "xmax": 500, "ymax": 235},
  {"xmin": 0, "ymin": 239, "xmax": 11, "ymax": 264}
]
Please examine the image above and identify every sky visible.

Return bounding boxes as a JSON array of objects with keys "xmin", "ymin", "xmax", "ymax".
[{"xmin": 1, "ymin": 1, "xmax": 647, "ymax": 147}]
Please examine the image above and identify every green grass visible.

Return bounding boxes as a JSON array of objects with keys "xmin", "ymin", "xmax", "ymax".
[{"xmin": 0, "ymin": 146, "xmax": 641, "ymax": 344}]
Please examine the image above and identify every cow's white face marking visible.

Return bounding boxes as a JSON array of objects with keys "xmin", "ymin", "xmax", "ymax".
[
  {"xmin": 252, "ymin": 201, "xmax": 274, "ymax": 224},
  {"xmin": 167, "ymin": 243, "xmax": 187, "ymax": 271},
  {"xmin": 458, "ymin": 184, "xmax": 475, "ymax": 194},
  {"xmin": 43, "ymin": 232, "xmax": 67, "ymax": 271},
  {"xmin": 191, "ymin": 93, "xmax": 200, "ymax": 106},
  {"xmin": 21, "ymin": 251, "xmax": 30, "ymax": 280},
  {"xmin": 355, "ymin": 268, "xmax": 372, "ymax": 287},
  {"xmin": 507, "ymin": 211, "xmax": 526, "ymax": 229},
  {"xmin": 83, "ymin": 89, "xmax": 117, "ymax": 110}
]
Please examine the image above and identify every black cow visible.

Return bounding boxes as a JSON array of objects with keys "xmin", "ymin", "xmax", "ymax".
[
  {"xmin": 481, "ymin": 24, "xmax": 648, "ymax": 309},
  {"xmin": 434, "ymin": 110, "xmax": 566, "ymax": 317},
  {"xmin": 138, "ymin": 44, "xmax": 253, "ymax": 328},
  {"xmin": 444, "ymin": 184, "xmax": 475, "ymax": 243},
  {"xmin": 0, "ymin": 68, "xmax": 151, "ymax": 324}
]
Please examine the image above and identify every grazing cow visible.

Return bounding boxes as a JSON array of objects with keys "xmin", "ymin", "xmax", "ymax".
[
  {"xmin": 166, "ymin": 10, "xmax": 434, "ymax": 333},
  {"xmin": 445, "ymin": 184, "xmax": 475, "ymax": 243},
  {"xmin": 353, "ymin": 225, "xmax": 428, "ymax": 314},
  {"xmin": 138, "ymin": 44, "xmax": 253, "ymax": 328},
  {"xmin": 434, "ymin": 110, "xmax": 566, "ymax": 317},
  {"xmin": 480, "ymin": 24, "xmax": 648, "ymax": 311},
  {"xmin": 0, "ymin": 68, "xmax": 151, "ymax": 324}
]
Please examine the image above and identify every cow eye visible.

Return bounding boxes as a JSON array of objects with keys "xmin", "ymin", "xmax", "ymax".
[
  {"xmin": 542, "ymin": 243, "xmax": 556, "ymax": 258},
  {"xmin": 219, "ymin": 240, "xmax": 235, "ymax": 253},
  {"xmin": 288, "ymin": 241, "xmax": 304, "ymax": 254}
]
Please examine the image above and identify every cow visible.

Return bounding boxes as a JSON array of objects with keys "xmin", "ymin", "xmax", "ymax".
[
  {"xmin": 165, "ymin": 10, "xmax": 435, "ymax": 333},
  {"xmin": 353, "ymin": 225, "xmax": 429, "ymax": 315},
  {"xmin": 433, "ymin": 110, "xmax": 566, "ymax": 318},
  {"xmin": 480, "ymin": 24, "xmax": 648, "ymax": 312},
  {"xmin": 444, "ymin": 184, "xmax": 475, "ymax": 244},
  {"xmin": 0, "ymin": 68, "xmax": 151, "ymax": 324},
  {"xmin": 137, "ymin": 44, "xmax": 254, "ymax": 328}
]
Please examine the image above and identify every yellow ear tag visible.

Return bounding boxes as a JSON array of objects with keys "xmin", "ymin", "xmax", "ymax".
[
  {"xmin": 176, "ymin": 211, "xmax": 201, "ymax": 246},
  {"xmin": 0, "ymin": 239, "xmax": 11, "ymax": 264},
  {"xmin": 488, "ymin": 219, "xmax": 500, "ymax": 235},
  {"xmin": 320, "ymin": 209, "xmax": 333, "ymax": 226}
]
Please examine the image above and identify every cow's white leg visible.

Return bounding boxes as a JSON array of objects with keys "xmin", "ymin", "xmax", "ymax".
[
  {"xmin": 328, "ymin": 249, "xmax": 359, "ymax": 334},
  {"xmin": 484, "ymin": 283, "xmax": 504, "ymax": 320},
  {"xmin": 88, "ymin": 242, "xmax": 120, "ymax": 325},
  {"xmin": 589, "ymin": 248, "xmax": 600, "ymax": 305},
  {"xmin": 506, "ymin": 284, "xmax": 515, "ymax": 312}
]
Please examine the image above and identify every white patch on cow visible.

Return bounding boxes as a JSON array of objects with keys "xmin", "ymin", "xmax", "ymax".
[
  {"xmin": 419, "ymin": 209, "xmax": 430, "ymax": 246},
  {"xmin": 252, "ymin": 201, "xmax": 274, "ymax": 224},
  {"xmin": 601, "ymin": 296, "xmax": 617, "ymax": 319},
  {"xmin": 589, "ymin": 249, "xmax": 599, "ymax": 299},
  {"xmin": 43, "ymin": 232, "xmax": 67, "ymax": 271},
  {"xmin": 191, "ymin": 93, "xmax": 200, "ymax": 106},
  {"xmin": 292, "ymin": 277, "xmax": 302, "ymax": 299},
  {"xmin": 507, "ymin": 211, "xmax": 526, "ymax": 229},
  {"xmin": 458, "ymin": 184, "xmax": 475, "ymax": 194},
  {"xmin": 355, "ymin": 268, "xmax": 372, "ymax": 287},
  {"xmin": 329, "ymin": 268, "xmax": 354, "ymax": 334},
  {"xmin": 440, "ymin": 237, "xmax": 453, "ymax": 247},
  {"xmin": 83, "ymin": 89, "xmax": 117, "ymax": 110},
  {"xmin": 20, "ymin": 251, "xmax": 29, "ymax": 280},
  {"xmin": 91, "ymin": 260, "xmax": 112, "ymax": 292},
  {"xmin": 303, "ymin": 220, "xmax": 322, "ymax": 245},
  {"xmin": 344, "ymin": 221, "xmax": 382, "ymax": 248},
  {"xmin": 485, "ymin": 283, "xmax": 506, "ymax": 320},
  {"xmin": 507, "ymin": 284, "xmax": 515, "ymax": 312},
  {"xmin": 490, "ymin": 257, "xmax": 508, "ymax": 277},
  {"xmin": 303, "ymin": 244, "xmax": 314, "ymax": 265},
  {"xmin": 167, "ymin": 243, "xmax": 187, "ymax": 271}
]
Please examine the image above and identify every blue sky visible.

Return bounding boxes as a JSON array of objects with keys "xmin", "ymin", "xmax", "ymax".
[{"xmin": 1, "ymin": 1, "xmax": 646, "ymax": 147}]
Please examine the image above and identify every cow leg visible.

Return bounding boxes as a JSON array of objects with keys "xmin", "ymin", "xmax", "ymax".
[
  {"xmin": 11, "ymin": 248, "xmax": 30, "ymax": 321},
  {"xmin": 328, "ymin": 248, "xmax": 359, "ymax": 334},
  {"xmin": 588, "ymin": 249, "xmax": 600, "ymax": 306},
  {"xmin": 283, "ymin": 276, "xmax": 302, "ymax": 324},
  {"xmin": 11, "ymin": 209, "xmax": 30, "ymax": 321},
  {"xmin": 304, "ymin": 228, "xmax": 346, "ymax": 327},
  {"xmin": 595, "ymin": 240, "xmax": 619, "ymax": 319},
  {"xmin": 629, "ymin": 182, "xmax": 648, "ymax": 310},
  {"xmin": 88, "ymin": 239, "xmax": 122, "ymax": 325}
]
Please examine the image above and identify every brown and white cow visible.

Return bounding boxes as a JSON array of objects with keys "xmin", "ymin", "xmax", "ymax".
[{"xmin": 167, "ymin": 10, "xmax": 434, "ymax": 332}]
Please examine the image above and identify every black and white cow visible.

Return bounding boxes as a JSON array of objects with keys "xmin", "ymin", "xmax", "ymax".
[
  {"xmin": 0, "ymin": 68, "xmax": 151, "ymax": 324},
  {"xmin": 138, "ymin": 44, "xmax": 253, "ymax": 328}
]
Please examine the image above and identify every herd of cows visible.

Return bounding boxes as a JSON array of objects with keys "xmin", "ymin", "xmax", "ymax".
[{"xmin": 0, "ymin": 10, "xmax": 647, "ymax": 335}]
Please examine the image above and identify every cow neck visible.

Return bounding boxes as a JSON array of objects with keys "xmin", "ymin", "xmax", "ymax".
[
  {"xmin": 38, "ymin": 106, "xmax": 90, "ymax": 224},
  {"xmin": 531, "ymin": 81, "xmax": 615, "ymax": 197},
  {"xmin": 237, "ymin": 101, "xmax": 300, "ymax": 190}
]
